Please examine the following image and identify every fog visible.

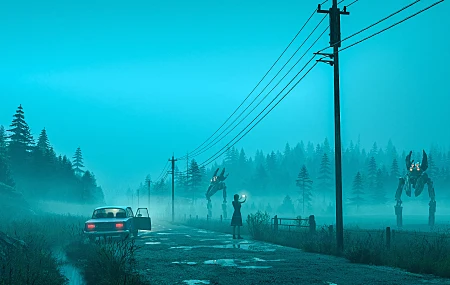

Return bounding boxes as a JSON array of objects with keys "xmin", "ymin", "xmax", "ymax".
[{"xmin": 1, "ymin": 1, "xmax": 449, "ymax": 283}]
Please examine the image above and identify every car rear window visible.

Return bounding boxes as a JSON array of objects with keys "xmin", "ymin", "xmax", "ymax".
[{"xmin": 92, "ymin": 208, "xmax": 127, "ymax": 219}]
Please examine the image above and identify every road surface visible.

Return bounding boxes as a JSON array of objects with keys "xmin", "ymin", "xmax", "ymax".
[{"xmin": 135, "ymin": 223, "xmax": 450, "ymax": 285}]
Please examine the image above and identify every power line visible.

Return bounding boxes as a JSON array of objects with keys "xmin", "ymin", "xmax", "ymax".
[
  {"xmin": 155, "ymin": 161, "xmax": 169, "ymax": 182},
  {"xmin": 194, "ymin": 0, "xmax": 444, "ymax": 168},
  {"xmin": 179, "ymin": 5, "xmax": 326, "ymax": 160},
  {"xmin": 339, "ymin": 0, "xmax": 443, "ymax": 53},
  {"xmin": 347, "ymin": 0, "xmax": 359, "ymax": 7},
  {"xmin": 317, "ymin": 0, "xmax": 421, "ymax": 52},
  {"xmin": 200, "ymin": 60, "xmax": 319, "ymax": 168},
  {"xmin": 188, "ymin": 15, "xmax": 329, "ymax": 159}
]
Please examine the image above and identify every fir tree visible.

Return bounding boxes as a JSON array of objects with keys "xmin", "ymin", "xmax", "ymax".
[
  {"xmin": 277, "ymin": 195, "xmax": 295, "ymax": 214},
  {"xmin": 349, "ymin": 172, "xmax": 365, "ymax": 211},
  {"xmin": 390, "ymin": 158, "xmax": 400, "ymax": 180},
  {"xmin": 72, "ymin": 147, "xmax": 85, "ymax": 176},
  {"xmin": 367, "ymin": 156, "xmax": 377, "ymax": 189},
  {"xmin": 0, "ymin": 126, "xmax": 14, "ymax": 187},
  {"xmin": 373, "ymin": 168, "xmax": 388, "ymax": 204},
  {"xmin": 317, "ymin": 153, "xmax": 332, "ymax": 197},
  {"xmin": 188, "ymin": 159, "xmax": 202, "ymax": 201},
  {"xmin": 428, "ymin": 153, "xmax": 437, "ymax": 178},
  {"xmin": 253, "ymin": 164, "xmax": 268, "ymax": 193},
  {"xmin": 296, "ymin": 165, "xmax": 313, "ymax": 214},
  {"xmin": 7, "ymin": 104, "xmax": 34, "ymax": 162},
  {"xmin": 36, "ymin": 128, "xmax": 50, "ymax": 153}
]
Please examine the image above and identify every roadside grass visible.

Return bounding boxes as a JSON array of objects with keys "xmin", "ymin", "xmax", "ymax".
[
  {"xmin": 0, "ymin": 214, "xmax": 86, "ymax": 285},
  {"xmin": 65, "ymin": 237, "xmax": 148, "ymax": 285},
  {"xmin": 176, "ymin": 211, "xmax": 450, "ymax": 278},
  {"xmin": 0, "ymin": 213, "xmax": 149, "ymax": 285}
]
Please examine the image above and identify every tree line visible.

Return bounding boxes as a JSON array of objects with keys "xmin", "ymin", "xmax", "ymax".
[
  {"xmin": 138, "ymin": 137, "xmax": 450, "ymax": 213},
  {"xmin": 0, "ymin": 105, "xmax": 104, "ymax": 203}
]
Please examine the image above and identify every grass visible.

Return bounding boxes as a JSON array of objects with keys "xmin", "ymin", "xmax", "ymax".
[
  {"xmin": 176, "ymin": 211, "xmax": 450, "ymax": 279},
  {"xmin": 0, "ymin": 213, "xmax": 149, "ymax": 285},
  {"xmin": 65, "ymin": 238, "xmax": 148, "ymax": 285},
  {"xmin": 0, "ymin": 214, "xmax": 85, "ymax": 285}
]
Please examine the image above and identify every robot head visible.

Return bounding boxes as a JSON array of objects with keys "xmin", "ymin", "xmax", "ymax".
[{"xmin": 409, "ymin": 162, "xmax": 421, "ymax": 172}]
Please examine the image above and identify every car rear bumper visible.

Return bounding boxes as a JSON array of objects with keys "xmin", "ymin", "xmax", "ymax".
[{"xmin": 84, "ymin": 230, "xmax": 130, "ymax": 236}]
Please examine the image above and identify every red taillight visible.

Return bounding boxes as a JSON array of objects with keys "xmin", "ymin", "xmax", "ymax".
[
  {"xmin": 116, "ymin": 223, "xmax": 124, "ymax": 229},
  {"xmin": 87, "ymin": 224, "xmax": 95, "ymax": 230}
]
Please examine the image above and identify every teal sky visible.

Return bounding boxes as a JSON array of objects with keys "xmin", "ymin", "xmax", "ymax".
[{"xmin": 0, "ymin": 0, "xmax": 448, "ymax": 194}]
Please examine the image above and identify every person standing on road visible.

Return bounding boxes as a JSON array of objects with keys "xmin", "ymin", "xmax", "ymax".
[{"xmin": 231, "ymin": 194, "xmax": 246, "ymax": 239}]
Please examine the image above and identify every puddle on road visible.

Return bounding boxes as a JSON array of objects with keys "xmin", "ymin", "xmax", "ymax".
[
  {"xmin": 238, "ymin": 266, "xmax": 272, "ymax": 269},
  {"xmin": 169, "ymin": 242, "xmax": 276, "ymax": 252},
  {"xmin": 183, "ymin": 280, "xmax": 210, "ymax": 285},
  {"xmin": 185, "ymin": 235, "xmax": 192, "ymax": 237},
  {"xmin": 172, "ymin": 261, "xmax": 197, "ymax": 265},
  {"xmin": 197, "ymin": 230, "xmax": 210, "ymax": 234},
  {"xmin": 199, "ymin": 239, "xmax": 218, "ymax": 241},
  {"xmin": 203, "ymin": 259, "xmax": 274, "ymax": 269},
  {"xmin": 204, "ymin": 259, "xmax": 238, "ymax": 266},
  {"xmin": 145, "ymin": 242, "xmax": 161, "ymax": 245}
]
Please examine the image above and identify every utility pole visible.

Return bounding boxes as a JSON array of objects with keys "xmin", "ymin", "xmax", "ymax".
[
  {"xmin": 147, "ymin": 177, "xmax": 151, "ymax": 210},
  {"xmin": 317, "ymin": 0, "xmax": 349, "ymax": 252},
  {"xmin": 169, "ymin": 155, "xmax": 178, "ymax": 222},
  {"xmin": 186, "ymin": 152, "xmax": 189, "ymax": 193}
]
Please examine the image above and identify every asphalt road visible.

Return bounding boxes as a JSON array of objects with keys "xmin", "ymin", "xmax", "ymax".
[{"xmin": 135, "ymin": 223, "xmax": 450, "ymax": 285}]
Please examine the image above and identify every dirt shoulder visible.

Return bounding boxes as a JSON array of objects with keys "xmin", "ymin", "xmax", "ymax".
[{"xmin": 135, "ymin": 223, "xmax": 450, "ymax": 285}]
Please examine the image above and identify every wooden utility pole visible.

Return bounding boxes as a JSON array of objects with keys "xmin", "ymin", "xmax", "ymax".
[
  {"xmin": 317, "ymin": 0, "xmax": 349, "ymax": 252},
  {"xmin": 169, "ymin": 155, "xmax": 178, "ymax": 222},
  {"xmin": 147, "ymin": 177, "xmax": 151, "ymax": 210}
]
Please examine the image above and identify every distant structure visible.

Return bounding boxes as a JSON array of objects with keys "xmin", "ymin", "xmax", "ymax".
[
  {"xmin": 395, "ymin": 150, "xmax": 436, "ymax": 227},
  {"xmin": 205, "ymin": 168, "xmax": 228, "ymax": 218}
]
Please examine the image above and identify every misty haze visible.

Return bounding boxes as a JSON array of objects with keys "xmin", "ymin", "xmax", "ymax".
[{"xmin": 1, "ymin": 0, "xmax": 449, "ymax": 285}]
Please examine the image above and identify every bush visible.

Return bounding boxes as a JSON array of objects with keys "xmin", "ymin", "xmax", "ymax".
[
  {"xmin": 66, "ymin": 238, "xmax": 148, "ymax": 285},
  {"xmin": 0, "ymin": 231, "xmax": 67, "ymax": 285},
  {"xmin": 246, "ymin": 211, "xmax": 271, "ymax": 239}
]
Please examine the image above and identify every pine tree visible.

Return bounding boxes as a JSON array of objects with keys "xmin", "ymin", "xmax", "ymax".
[
  {"xmin": 317, "ymin": 153, "xmax": 332, "ymax": 198},
  {"xmin": 277, "ymin": 195, "xmax": 295, "ymax": 215},
  {"xmin": 323, "ymin": 138, "xmax": 331, "ymax": 155},
  {"xmin": 7, "ymin": 104, "xmax": 34, "ymax": 162},
  {"xmin": 367, "ymin": 156, "xmax": 377, "ymax": 190},
  {"xmin": 72, "ymin": 147, "xmax": 85, "ymax": 176},
  {"xmin": 36, "ymin": 128, "xmax": 50, "ymax": 153},
  {"xmin": 373, "ymin": 168, "xmax": 388, "ymax": 204},
  {"xmin": 428, "ymin": 153, "xmax": 437, "ymax": 178},
  {"xmin": 0, "ymin": 126, "xmax": 14, "ymax": 187},
  {"xmin": 296, "ymin": 165, "xmax": 313, "ymax": 214},
  {"xmin": 349, "ymin": 172, "xmax": 365, "ymax": 211},
  {"xmin": 188, "ymin": 159, "xmax": 202, "ymax": 201},
  {"xmin": 253, "ymin": 164, "xmax": 268, "ymax": 193},
  {"xmin": 390, "ymin": 158, "xmax": 400, "ymax": 180}
]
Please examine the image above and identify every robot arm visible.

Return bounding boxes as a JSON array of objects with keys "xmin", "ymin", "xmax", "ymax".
[
  {"xmin": 406, "ymin": 151, "xmax": 413, "ymax": 170},
  {"xmin": 421, "ymin": 150, "xmax": 428, "ymax": 172}
]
